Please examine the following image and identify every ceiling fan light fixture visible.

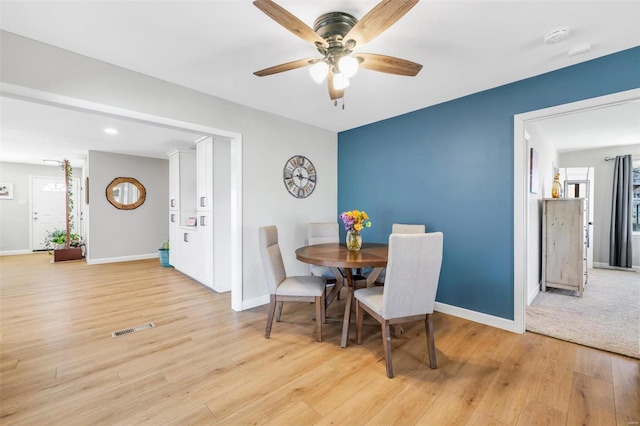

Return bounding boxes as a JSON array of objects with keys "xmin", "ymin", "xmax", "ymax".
[
  {"xmin": 338, "ymin": 55, "xmax": 359, "ymax": 78},
  {"xmin": 309, "ymin": 61, "xmax": 329, "ymax": 83},
  {"xmin": 333, "ymin": 73, "xmax": 350, "ymax": 90},
  {"xmin": 252, "ymin": 0, "xmax": 423, "ymax": 102}
]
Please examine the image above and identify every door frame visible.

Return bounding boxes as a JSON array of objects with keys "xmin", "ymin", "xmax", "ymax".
[
  {"xmin": 29, "ymin": 175, "xmax": 81, "ymax": 251},
  {"xmin": 3, "ymin": 85, "xmax": 244, "ymax": 312},
  {"xmin": 513, "ymin": 87, "xmax": 640, "ymax": 333}
]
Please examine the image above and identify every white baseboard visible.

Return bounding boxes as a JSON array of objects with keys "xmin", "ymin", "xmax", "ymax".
[
  {"xmin": 593, "ymin": 262, "xmax": 640, "ymax": 272},
  {"xmin": 434, "ymin": 301, "xmax": 520, "ymax": 333},
  {"xmin": 242, "ymin": 294, "xmax": 270, "ymax": 311},
  {"xmin": 238, "ymin": 294, "xmax": 521, "ymax": 331},
  {"xmin": 87, "ymin": 253, "xmax": 158, "ymax": 265},
  {"xmin": 527, "ymin": 283, "xmax": 540, "ymax": 306},
  {"xmin": 0, "ymin": 249, "xmax": 33, "ymax": 256}
]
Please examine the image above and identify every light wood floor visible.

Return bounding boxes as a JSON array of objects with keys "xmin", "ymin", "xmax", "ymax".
[{"xmin": 1, "ymin": 253, "xmax": 638, "ymax": 425}]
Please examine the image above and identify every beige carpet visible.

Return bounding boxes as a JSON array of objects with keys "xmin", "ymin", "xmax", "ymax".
[{"xmin": 526, "ymin": 268, "xmax": 639, "ymax": 359}]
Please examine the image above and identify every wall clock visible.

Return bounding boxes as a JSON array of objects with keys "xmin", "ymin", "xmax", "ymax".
[{"xmin": 283, "ymin": 155, "xmax": 316, "ymax": 199}]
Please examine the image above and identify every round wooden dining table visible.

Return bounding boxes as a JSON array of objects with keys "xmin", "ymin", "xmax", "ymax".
[{"xmin": 295, "ymin": 242, "xmax": 388, "ymax": 347}]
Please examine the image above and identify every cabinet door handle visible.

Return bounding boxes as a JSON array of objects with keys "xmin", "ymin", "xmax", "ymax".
[
  {"xmin": 183, "ymin": 233, "xmax": 189, "ymax": 243},
  {"xmin": 170, "ymin": 214, "xmax": 176, "ymax": 223},
  {"xmin": 200, "ymin": 196, "xmax": 206, "ymax": 207},
  {"xmin": 170, "ymin": 199, "xmax": 176, "ymax": 208},
  {"xmin": 200, "ymin": 216, "xmax": 206, "ymax": 226}
]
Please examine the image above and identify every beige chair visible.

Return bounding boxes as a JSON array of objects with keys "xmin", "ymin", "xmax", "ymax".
[
  {"xmin": 259, "ymin": 226, "xmax": 327, "ymax": 341},
  {"xmin": 369, "ymin": 223, "xmax": 426, "ymax": 285},
  {"xmin": 307, "ymin": 223, "xmax": 342, "ymax": 284},
  {"xmin": 355, "ymin": 232, "xmax": 443, "ymax": 378},
  {"xmin": 391, "ymin": 223, "xmax": 426, "ymax": 234}
]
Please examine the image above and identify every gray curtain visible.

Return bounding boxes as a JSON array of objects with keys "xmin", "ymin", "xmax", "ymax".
[{"xmin": 609, "ymin": 154, "xmax": 633, "ymax": 268}]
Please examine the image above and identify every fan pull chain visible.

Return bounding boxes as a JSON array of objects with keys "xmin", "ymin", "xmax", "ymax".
[{"xmin": 333, "ymin": 98, "xmax": 346, "ymax": 110}]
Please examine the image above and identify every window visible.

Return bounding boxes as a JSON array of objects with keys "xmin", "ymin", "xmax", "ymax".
[
  {"xmin": 633, "ymin": 162, "xmax": 640, "ymax": 233},
  {"xmin": 43, "ymin": 183, "xmax": 66, "ymax": 192}
]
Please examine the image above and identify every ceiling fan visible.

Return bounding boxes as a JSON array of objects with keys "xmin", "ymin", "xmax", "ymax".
[{"xmin": 253, "ymin": 0, "xmax": 423, "ymax": 103}]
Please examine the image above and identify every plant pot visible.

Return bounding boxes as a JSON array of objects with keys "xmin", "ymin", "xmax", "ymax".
[
  {"xmin": 159, "ymin": 249, "xmax": 171, "ymax": 267},
  {"xmin": 53, "ymin": 247, "xmax": 84, "ymax": 262}
]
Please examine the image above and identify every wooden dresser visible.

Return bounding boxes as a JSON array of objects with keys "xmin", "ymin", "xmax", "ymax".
[{"xmin": 541, "ymin": 198, "xmax": 588, "ymax": 297}]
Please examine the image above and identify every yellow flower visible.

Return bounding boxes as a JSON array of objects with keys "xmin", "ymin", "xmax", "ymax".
[{"xmin": 339, "ymin": 209, "xmax": 372, "ymax": 233}]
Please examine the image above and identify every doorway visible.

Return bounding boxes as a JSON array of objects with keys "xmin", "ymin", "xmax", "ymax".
[
  {"xmin": 513, "ymin": 87, "xmax": 640, "ymax": 333},
  {"xmin": 2, "ymin": 89, "xmax": 243, "ymax": 312},
  {"xmin": 30, "ymin": 176, "xmax": 81, "ymax": 251},
  {"xmin": 560, "ymin": 168, "xmax": 594, "ymax": 269}
]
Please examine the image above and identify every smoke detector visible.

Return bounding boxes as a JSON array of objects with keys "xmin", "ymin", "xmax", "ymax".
[{"xmin": 544, "ymin": 27, "xmax": 570, "ymax": 44}]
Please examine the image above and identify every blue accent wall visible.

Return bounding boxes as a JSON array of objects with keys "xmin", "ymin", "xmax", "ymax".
[{"xmin": 338, "ymin": 47, "xmax": 640, "ymax": 320}]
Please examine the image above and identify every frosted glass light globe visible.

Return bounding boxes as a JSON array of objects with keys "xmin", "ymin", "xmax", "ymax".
[
  {"xmin": 309, "ymin": 62, "xmax": 329, "ymax": 83},
  {"xmin": 338, "ymin": 56, "xmax": 359, "ymax": 78},
  {"xmin": 333, "ymin": 73, "xmax": 350, "ymax": 90}
]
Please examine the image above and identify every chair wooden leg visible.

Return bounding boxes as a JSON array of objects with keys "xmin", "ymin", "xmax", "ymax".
[
  {"xmin": 355, "ymin": 300, "xmax": 363, "ymax": 345},
  {"xmin": 382, "ymin": 320, "xmax": 394, "ymax": 378},
  {"xmin": 275, "ymin": 301, "xmax": 284, "ymax": 322},
  {"xmin": 321, "ymin": 289, "xmax": 326, "ymax": 324},
  {"xmin": 265, "ymin": 295, "xmax": 277, "ymax": 339},
  {"xmin": 425, "ymin": 313, "xmax": 437, "ymax": 369},
  {"xmin": 315, "ymin": 296, "xmax": 322, "ymax": 342},
  {"xmin": 393, "ymin": 324, "xmax": 402, "ymax": 338}
]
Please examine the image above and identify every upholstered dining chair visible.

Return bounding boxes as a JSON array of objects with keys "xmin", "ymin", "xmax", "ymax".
[
  {"xmin": 308, "ymin": 223, "xmax": 342, "ymax": 286},
  {"xmin": 355, "ymin": 232, "xmax": 443, "ymax": 378},
  {"xmin": 368, "ymin": 223, "xmax": 426, "ymax": 285},
  {"xmin": 259, "ymin": 226, "xmax": 327, "ymax": 342},
  {"xmin": 391, "ymin": 223, "xmax": 426, "ymax": 234}
]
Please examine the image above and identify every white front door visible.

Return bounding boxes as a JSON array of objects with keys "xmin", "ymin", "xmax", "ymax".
[{"xmin": 31, "ymin": 177, "xmax": 80, "ymax": 250}]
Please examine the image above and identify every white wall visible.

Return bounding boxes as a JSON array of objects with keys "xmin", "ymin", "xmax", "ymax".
[
  {"xmin": 213, "ymin": 139, "xmax": 231, "ymax": 292},
  {"xmin": 0, "ymin": 162, "xmax": 83, "ymax": 255},
  {"xmin": 525, "ymin": 123, "xmax": 558, "ymax": 304},
  {"xmin": 0, "ymin": 31, "xmax": 338, "ymax": 305},
  {"xmin": 559, "ymin": 144, "xmax": 640, "ymax": 268},
  {"xmin": 87, "ymin": 151, "xmax": 168, "ymax": 263}
]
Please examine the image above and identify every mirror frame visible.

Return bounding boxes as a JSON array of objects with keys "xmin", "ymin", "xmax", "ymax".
[{"xmin": 106, "ymin": 177, "xmax": 146, "ymax": 210}]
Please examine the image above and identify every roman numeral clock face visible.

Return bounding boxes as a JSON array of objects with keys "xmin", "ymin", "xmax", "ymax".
[{"xmin": 283, "ymin": 155, "xmax": 316, "ymax": 199}]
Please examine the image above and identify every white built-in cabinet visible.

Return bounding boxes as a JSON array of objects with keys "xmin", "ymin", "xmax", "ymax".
[
  {"xmin": 196, "ymin": 138, "xmax": 214, "ymax": 287},
  {"xmin": 541, "ymin": 198, "xmax": 588, "ymax": 297},
  {"xmin": 168, "ymin": 137, "xmax": 220, "ymax": 291}
]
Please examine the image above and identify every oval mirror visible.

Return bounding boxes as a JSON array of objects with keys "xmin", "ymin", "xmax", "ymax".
[{"xmin": 106, "ymin": 177, "xmax": 146, "ymax": 210}]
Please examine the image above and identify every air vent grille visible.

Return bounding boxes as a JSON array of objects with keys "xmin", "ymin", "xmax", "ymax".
[{"xmin": 111, "ymin": 322, "xmax": 155, "ymax": 337}]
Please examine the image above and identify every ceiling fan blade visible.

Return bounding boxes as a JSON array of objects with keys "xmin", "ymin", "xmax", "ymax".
[
  {"xmin": 253, "ymin": 0, "xmax": 327, "ymax": 47},
  {"xmin": 254, "ymin": 58, "xmax": 317, "ymax": 77},
  {"xmin": 327, "ymin": 69, "xmax": 344, "ymax": 100},
  {"xmin": 344, "ymin": 0, "xmax": 419, "ymax": 50},
  {"xmin": 356, "ymin": 53, "xmax": 423, "ymax": 76}
]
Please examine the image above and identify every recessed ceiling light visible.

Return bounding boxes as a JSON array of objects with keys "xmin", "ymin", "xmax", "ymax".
[
  {"xmin": 104, "ymin": 128, "xmax": 118, "ymax": 135},
  {"xmin": 544, "ymin": 27, "xmax": 570, "ymax": 45},
  {"xmin": 43, "ymin": 159, "xmax": 61, "ymax": 165}
]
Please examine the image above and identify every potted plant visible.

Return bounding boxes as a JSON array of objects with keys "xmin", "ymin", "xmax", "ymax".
[
  {"xmin": 47, "ymin": 159, "xmax": 84, "ymax": 262},
  {"xmin": 159, "ymin": 239, "xmax": 171, "ymax": 267},
  {"xmin": 44, "ymin": 229, "xmax": 67, "ymax": 251},
  {"xmin": 44, "ymin": 229, "xmax": 85, "ymax": 256}
]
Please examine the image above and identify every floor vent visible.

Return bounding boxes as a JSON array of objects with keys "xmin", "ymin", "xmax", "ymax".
[{"xmin": 111, "ymin": 322, "xmax": 156, "ymax": 338}]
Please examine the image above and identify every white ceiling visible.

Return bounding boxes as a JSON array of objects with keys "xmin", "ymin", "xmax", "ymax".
[
  {"xmin": 0, "ymin": 96, "xmax": 206, "ymax": 167},
  {"xmin": 0, "ymin": 1, "xmax": 639, "ymax": 166},
  {"xmin": 531, "ymin": 100, "xmax": 640, "ymax": 153}
]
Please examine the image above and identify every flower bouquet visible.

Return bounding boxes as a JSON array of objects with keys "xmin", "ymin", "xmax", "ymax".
[{"xmin": 340, "ymin": 210, "xmax": 371, "ymax": 251}]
